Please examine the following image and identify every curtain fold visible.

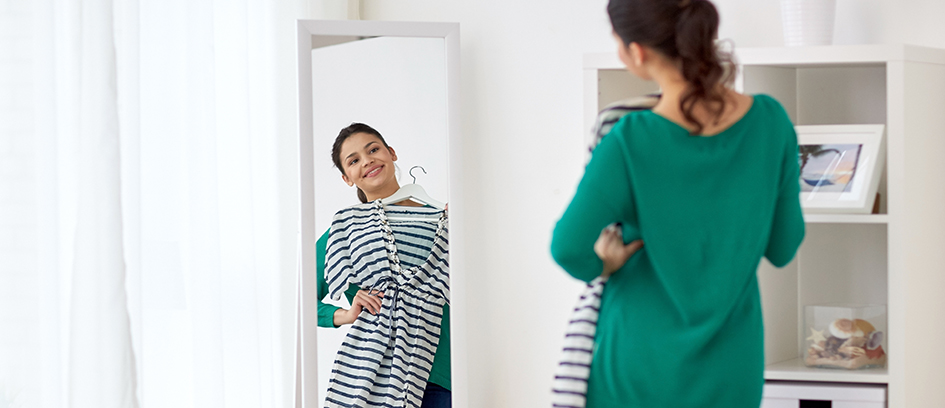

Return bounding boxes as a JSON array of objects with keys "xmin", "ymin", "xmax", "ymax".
[
  {"xmin": 1, "ymin": 0, "xmax": 313, "ymax": 406},
  {"xmin": 68, "ymin": 0, "xmax": 139, "ymax": 406}
]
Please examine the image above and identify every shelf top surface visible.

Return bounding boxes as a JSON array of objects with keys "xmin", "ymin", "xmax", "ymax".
[
  {"xmin": 585, "ymin": 44, "xmax": 945, "ymax": 69},
  {"xmin": 803, "ymin": 214, "xmax": 889, "ymax": 224},
  {"xmin": 765, "ymin": 358, "xmax": 889, "ymax": 384}
]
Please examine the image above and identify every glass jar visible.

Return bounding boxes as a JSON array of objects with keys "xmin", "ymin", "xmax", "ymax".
[{"xmin": 803, "ymin": 304, "xmax": 887, "ymax": 369}]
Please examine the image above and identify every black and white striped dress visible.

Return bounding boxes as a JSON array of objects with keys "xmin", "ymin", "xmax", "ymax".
[
  {"xmin": 551, "ymin": 277, "xmax": 607, "ymax": 408},
  {"xmin": 324, "ymin": 201, "xmax": 449, "ymax": 408},
  {"xmin": 586, "ymin": 94, "xmax": 660, "ymax": 160},
  {"xmin": 551, "ymin": 94, "xmax": 658, "ymax": 408}
]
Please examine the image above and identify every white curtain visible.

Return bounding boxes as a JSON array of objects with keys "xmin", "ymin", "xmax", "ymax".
[{"xmin": 0, "ymin": 0, "xmax": 318, "ymax": 406}]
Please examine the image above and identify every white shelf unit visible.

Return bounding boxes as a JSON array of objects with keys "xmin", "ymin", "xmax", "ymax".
[{"xmin": 584, "ymin": 44, "xmax": 945, "ymax": 408}]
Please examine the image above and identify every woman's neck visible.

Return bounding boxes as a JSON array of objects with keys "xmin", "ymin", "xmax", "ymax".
[
  {"xmin": 365, "ymin": 181, "xmax": 401, "ymax": 202},
  {"xmin": 651, "ymin": 70, "xmax": 742, "ymax": 135},
  {"xmin": 651, "ymin": 68, "xmax": 691, "ymax": 108}
]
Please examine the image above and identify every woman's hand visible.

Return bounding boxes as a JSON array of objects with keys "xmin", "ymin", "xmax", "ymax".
[
  {"xmin": 594, "ymin": 223, "xmax": 644, "ymax": 277},
  {"xmin": 332, "ymin": 290, "xmax": 385, "ymax": 326}
]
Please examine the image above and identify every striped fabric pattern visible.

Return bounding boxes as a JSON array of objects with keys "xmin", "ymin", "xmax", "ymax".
[
  {"xmin": 551, "ymin": 276, "xmax": 607, "ymax": 408},
  {"xmin": 551, "ymin": 94, "xmax": 658, "ymax": 407},
  {"xmin": 325, "ymin": 202, "xmax": 449, "ymax": 408},
  {"xmin": 587, "ymin": 94, "xmax": 660, "ymax": 162}
]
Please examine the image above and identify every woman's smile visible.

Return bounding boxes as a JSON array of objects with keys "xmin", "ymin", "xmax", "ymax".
[{"xmin": 364, "ymin": 164, "xmax": 384, "ymax": 178}]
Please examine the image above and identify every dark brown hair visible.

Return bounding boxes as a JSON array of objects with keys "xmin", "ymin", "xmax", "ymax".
[
  {"xmin": 331, "ymin": 123, "xmax": 391, "ymax": 203},
  {"xmin": 608, "ymin": 0, "xmax": 735, "ymax": 135}
]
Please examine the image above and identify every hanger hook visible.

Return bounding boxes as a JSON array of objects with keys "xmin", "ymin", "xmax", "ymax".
[{"xmin": 408, "ymin": 166, "xmax": 426, "ymax": 184}]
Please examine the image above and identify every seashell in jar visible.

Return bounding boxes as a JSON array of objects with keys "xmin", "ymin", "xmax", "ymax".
[
  {"xmin": 841, "ymin": 336, "xmax": 868, "ymax": 349},
  {"xmin": 829, "ymin": 318, "xmax": 864, "ymax": 339},
  {"xmin": 866, "ymin": 345, "xmax": 885, "ymax": 360},
  {"xmin": 854, "ymin": 319, "xmax": 876, "ymax": 334},
  {"xmin": 867, "ymin": 331, "xmax": 884, "ymax": 350},
  {"xmin": 825, "ymin": 336, "xmax": 844, "ymax": 355}
]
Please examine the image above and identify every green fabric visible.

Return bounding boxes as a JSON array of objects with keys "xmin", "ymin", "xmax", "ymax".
[
  {"xmin": 316, "ymin": 229, "xmax": 452, "ymax": 391},
  {"xmin": 551, "ymin": 94, "xmax": 804, "ymax": 408}
]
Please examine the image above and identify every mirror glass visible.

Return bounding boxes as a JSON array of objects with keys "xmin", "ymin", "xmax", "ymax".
[{"xmin": 311, "ymin": 35, "xmax": 450, "ymax": 405}]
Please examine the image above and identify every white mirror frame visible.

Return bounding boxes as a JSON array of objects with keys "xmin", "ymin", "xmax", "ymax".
[{"xmin": 296, "ymin": 20, "xmax": 465, "ymax": 408}]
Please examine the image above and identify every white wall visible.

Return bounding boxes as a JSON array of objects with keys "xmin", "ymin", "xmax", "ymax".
[{"xmin": 357, "ymin": 1, "xmax": 945, "ymax": 407}]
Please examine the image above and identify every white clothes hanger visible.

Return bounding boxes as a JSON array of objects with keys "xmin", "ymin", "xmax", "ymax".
[{"xmin": 380, "ymin": 166, "xmax": 446, "ymax": 222}]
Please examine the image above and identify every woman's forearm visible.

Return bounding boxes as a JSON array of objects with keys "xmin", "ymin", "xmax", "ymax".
[{"xmin": 332, "ymin": 308, "xmax": 349, "ymax": 327}]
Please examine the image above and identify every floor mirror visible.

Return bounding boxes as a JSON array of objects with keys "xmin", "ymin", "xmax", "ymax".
[{"xmin": 296, "ymin": 20, "xmax": 465, "ymax": 408}]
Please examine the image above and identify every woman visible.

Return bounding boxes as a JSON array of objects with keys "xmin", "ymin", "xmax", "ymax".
[
  {"xmin": 316, "ymin": 123, "xmax": 451, "ymax": 408},
  {"xmin": 550, "ymin": 0, "xmax": 805, "ymax": 406}
]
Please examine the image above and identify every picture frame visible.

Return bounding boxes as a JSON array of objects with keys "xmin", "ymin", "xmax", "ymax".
[{"xmin": 796, "ymin": 124, "xmax": 886, "ymax": 214}]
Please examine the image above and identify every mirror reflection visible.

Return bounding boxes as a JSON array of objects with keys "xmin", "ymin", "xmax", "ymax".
[{"xmin": 311, "ymin": 36, "xmax": 451, "ymax": 407}]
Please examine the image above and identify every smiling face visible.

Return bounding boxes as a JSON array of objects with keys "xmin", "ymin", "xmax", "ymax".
[{"xmin": 339, "ymin": 132, "xmax": 400, "ymax": 200}]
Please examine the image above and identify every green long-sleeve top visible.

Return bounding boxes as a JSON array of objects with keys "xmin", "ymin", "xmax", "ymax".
[
  {"xmin": 316, "ymin": 229, "xmax": 451, "ymax": 390},
  {"xmin": 551, "ymin": 94, "xmax": 804, "ymax": 408}
]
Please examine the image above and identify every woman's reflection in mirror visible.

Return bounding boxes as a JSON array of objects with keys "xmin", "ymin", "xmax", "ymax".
[{"xmin": 316, "ymin": 123, "xmax": 452, "ymax": 408}]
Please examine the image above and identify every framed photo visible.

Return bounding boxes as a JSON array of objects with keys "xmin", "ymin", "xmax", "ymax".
[{"xmin": 796, "ymin": 124, "xmax": 886, "ymax": 214}]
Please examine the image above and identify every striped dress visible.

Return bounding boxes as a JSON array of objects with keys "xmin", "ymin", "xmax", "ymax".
[
  {"xmin": 324, "ymin": 201, "xmax": 449, "ymax": 408},
  {"xmin": 551, "ymin": 277, "xmax": 607, "ymax": 408},
  {"xmin": 551, "ymin": 94, "xmax": 659, "ymax": 408},
  {"xmin": 586, "ymin": 94, "xmax": 660, "ymax": 159}
]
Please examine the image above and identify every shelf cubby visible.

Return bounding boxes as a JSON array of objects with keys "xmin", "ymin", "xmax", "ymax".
[{"xmin": 759, "ymin": 223, "xmax": 888, "ymax": 384}]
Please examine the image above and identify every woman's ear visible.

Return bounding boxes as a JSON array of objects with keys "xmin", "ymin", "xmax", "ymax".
[
  {"xmin": 388, "ymin": 146, "xmax": 398, "ymax": 161},
  {"xmin": 342, "ymin": 174, "xmax": 353, "ymax": 187},
  {"xmin": 628, "ymin": 42, "xmax": 645, "ymax": 68}
]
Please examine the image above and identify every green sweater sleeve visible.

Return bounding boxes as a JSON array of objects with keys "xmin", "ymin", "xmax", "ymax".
[
  {"xmin": 317, "ymin": 229, "xmax": 341, "ymax": 327},
  {"xmin": 551, "ymin": 130, "xmax": 636, "ymax": 282},
  {"xmin": 764, "ymin": 125, "xmax": 806, "ymax": 267},
  {"xmin": 317, "ymin": 228, "xmax": 363, "ymax": 327}
]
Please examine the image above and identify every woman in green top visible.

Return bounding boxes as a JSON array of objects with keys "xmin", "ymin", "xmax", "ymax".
[
  {"xmin": 317, "ymin": 123, "xmax": 451, "ymax": 407},
  {"xmin": 550, "ymin": 0, "xmax": 805, "ymax": 406}
]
